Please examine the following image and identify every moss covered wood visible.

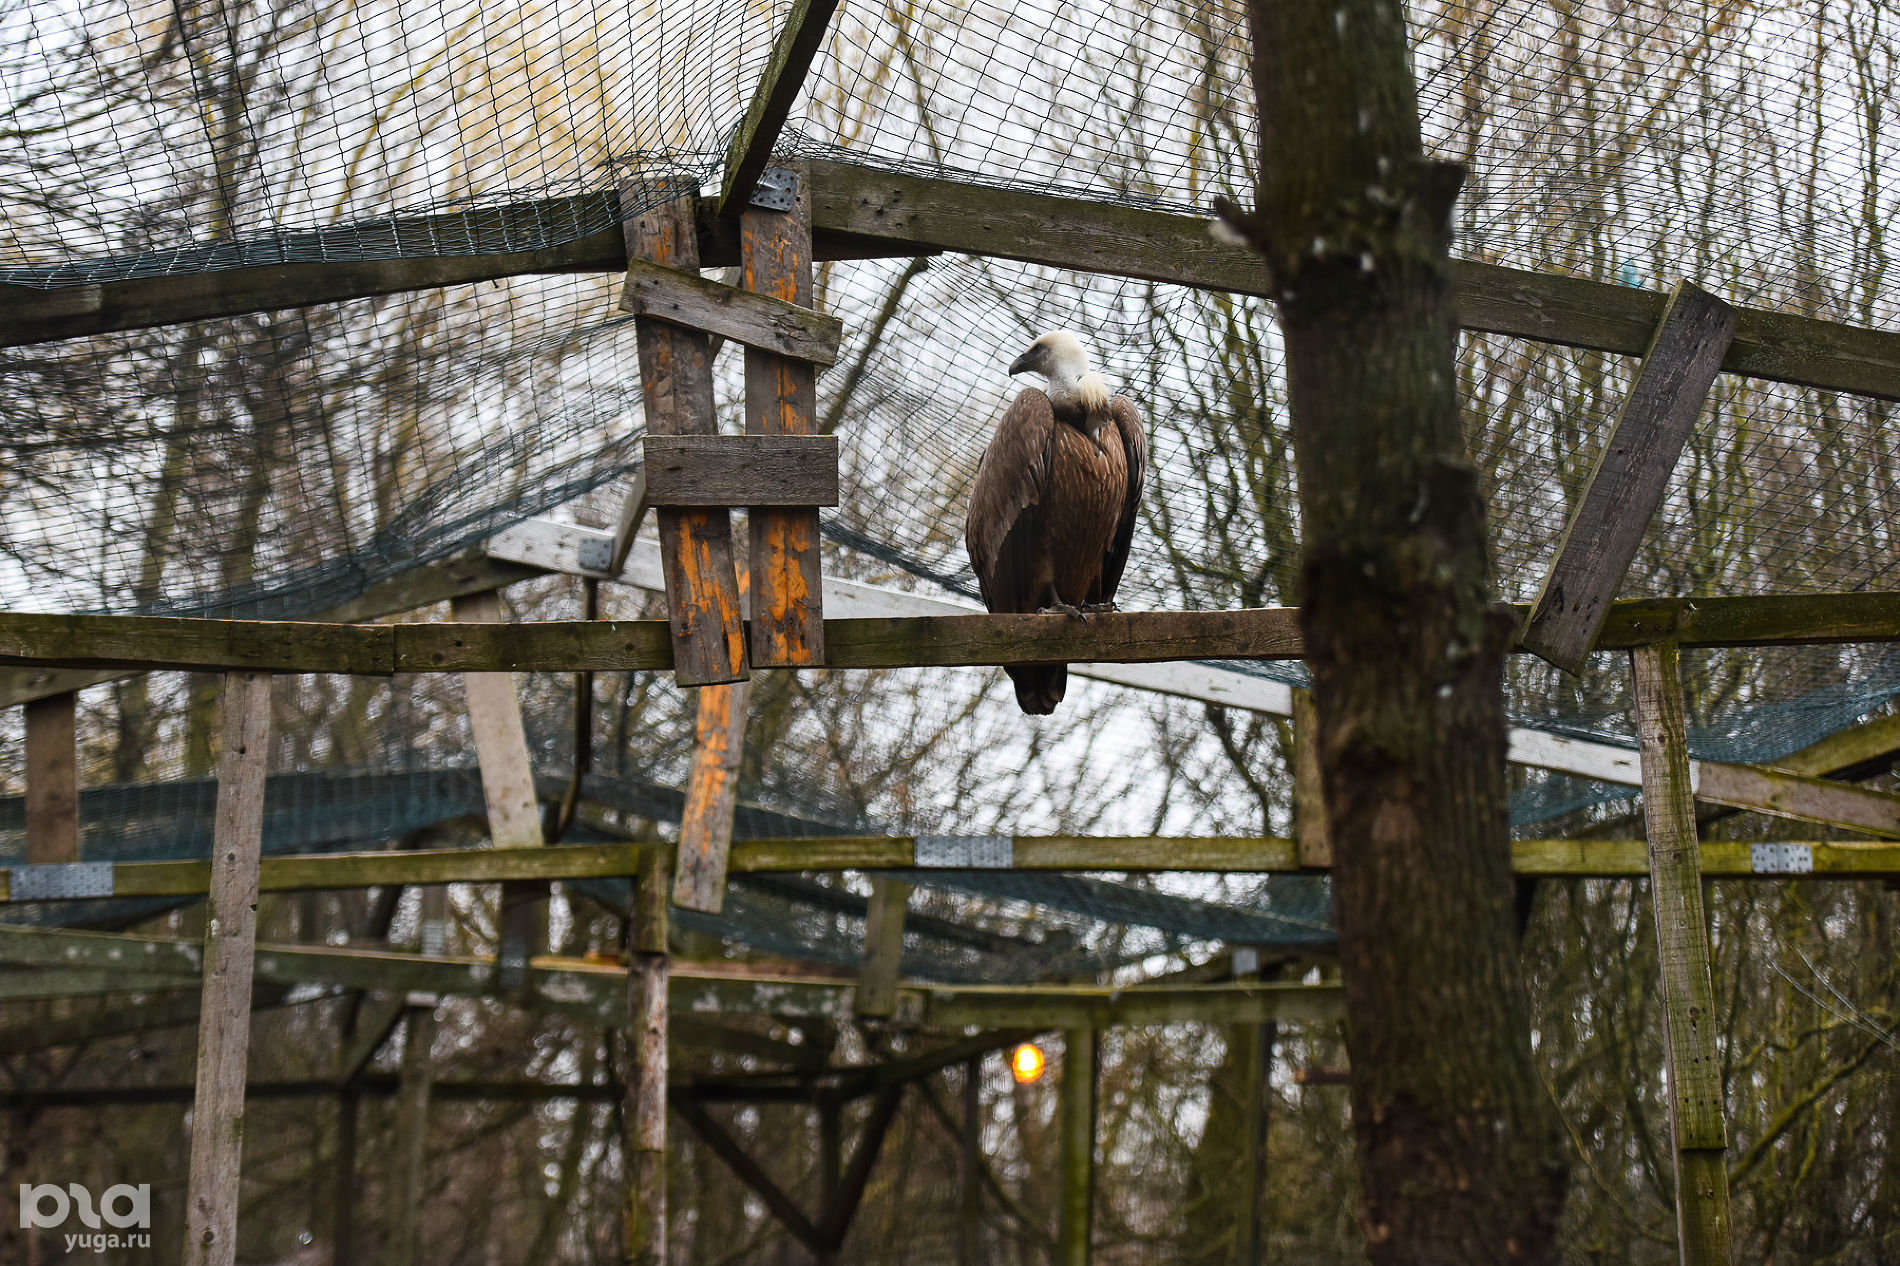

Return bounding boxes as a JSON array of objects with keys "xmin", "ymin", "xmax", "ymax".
[{"xmin": 1231, "ymin": 0, "xmax": 1570, "ymax": 1258}]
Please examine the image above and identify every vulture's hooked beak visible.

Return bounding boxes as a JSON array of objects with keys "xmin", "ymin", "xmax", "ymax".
[{"xmin": 1008, "ymin": 347, "xmax": 1040, "ymax": 376}]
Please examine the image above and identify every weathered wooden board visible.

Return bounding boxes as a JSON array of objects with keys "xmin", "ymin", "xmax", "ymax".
[
  {"xmin": 24, "ymin": 690, "xmax": 79, "ymax": 863},
  {"xmin": 803, "ymin": 161, "xmax": 1900, "ymax": 402},
  {"xmin": 1291, "ymin": 687, "xmax": 1330, "ymax": 868},
  {"xmin": 182, "ymin": 671, "xmax": 273, "ymax": 1266},
  {"xmin": 855, "ymin": 879, "xmax": 912, "ymax": 1018},
  {"xmin": 618, "ymin": 255, "xmax": 842, "ymax": 365},
  {"xmin": 1523, "ymin": 281, "xmax": 1737, "ymax": 673},
  {"xmin": 627, "ymin": 190, "xmax": 750, "ymax": 686},
  {"xmin": 642, "ymin": 434, "xmax": 840, "ymax": 507},
  {"xmin": 741, "ymin": 165, "xmax": 827, "ymax": 667},
  {"xmin": 450, "ymin": 592, "xmax": 544, "ymax": 851},
  {"xmin": 716, "ymin": 0, "xmax": 845, "ymax": 215},
  {"xmin": 673, "ymin": 680, "xmax": 751, "ymax": 913},
  {"xmin": 1057, "ymin": 1030, "xmax": 1096, "ymax": 1266},
  {"xmin": 924, "ymin": 981, "xmax": 1346, "ymax": 1029},
  {"xmin": 1694, "ymin": 761, "xmax": 1900, "ymax": 837},
  {"xmin": 626, "ymin": 850, "xmax": 670, "ymax": 1266},
  {"xmin": 1630, "ymin": 643, "xmax": 1733, "ymax": 1262}
]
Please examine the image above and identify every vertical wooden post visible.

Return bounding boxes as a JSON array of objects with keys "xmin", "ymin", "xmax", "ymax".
[
  {"xmin": 740, "ymin": 162, "xmax": 825, "ymax": 667},
  {"xmin": 386, "ymin": 994, "xmax": 438, "ymax": 1266},
  {"xmin": 625, "ymin": 187, "xmax": 748, "ymax": 687},
  {"xmin": 625, "ymin": 849, "xmax": 669, "ymax": 1266},
  {"xmin": 815, "ymin": 1094, "xmax": 843, "ymax": 1266},
  {"xmin": 959, "ymin": 1056, "xmax": 983, "ymax": 1266},
  {"xmin": 855, "ymin": 878, "xmax": 911, "ymax": 1018},
  {"xmin": 332, "ymin": 1091, "xmax": 357, "ymax": 1266},
  {"xmin": 1290, "ymin": 688, "xmax": 1330, "ymax": 868},
  {"xmin": 181, "ymin": 670, "xmax": 272, "ymax": 1266},
  {"xmin": 1056, "ymin": 1029, "xmax": 1096, "ymax": 1266},
  {"xmin": 451, "ymin": 590, "xmax": 545, "ymax": 986},
  {"xmin": 1234, "ymin": 961, "xmax": 1278, "ymax": 1266},
  {"xmin": 672, "ymin": 678, "xmax": 752, "ymax": 913},
  {"xmin": 1630, "ymin": 641, "xmax": 1733, "ymax": 1264},
  {"xmin": 24, "ymin": 691, "xmax": 79, "ymax": 863}
]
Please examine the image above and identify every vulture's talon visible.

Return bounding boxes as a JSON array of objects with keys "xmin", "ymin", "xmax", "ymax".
[
  {"xmin": 1037, "ymin": 602, "xmax": 1088, "ymax": 621},
  {"xmin": 1080, "ymin": 601, "xmax": 1118, "ymax": 614}
]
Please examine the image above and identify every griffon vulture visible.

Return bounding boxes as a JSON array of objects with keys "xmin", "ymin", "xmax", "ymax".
[{"xmin": 964, "ymin": 330, "xmax": 1147, "ymax": 715}]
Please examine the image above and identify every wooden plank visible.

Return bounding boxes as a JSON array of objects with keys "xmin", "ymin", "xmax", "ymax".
[
  {"xmin": 1290, "ymin": 688, "xmax": 1330, "ymax": 868},
  {"xmin": 1693, "ymin": 760, "xmax": 1900, "ymax": 836},
  {"xmin": 855, "ymin": 879, "xmax": 911, "ymax": 1018},
  {"xmin": 818, "ymin": 1083, "xmax": 905, "ymax": 1249},
  {"xmin": 386, "ymin": 997, "xmax": 437, "ymax": 1266},
  {"xmin": 672, "ymin": 1096, "xmax": 827, "ymax": 1253},
  {"xmin": 334, "ymin": 1092, "xmax": 358, "ymax": 1266},
  {"xmin": 803, "ymin": 160, "xmax": 1900, "ymax": 402},
  {"xmin": 673, "ymin": 680, "xmax": 752, "ymax": 913},
  {"xmin": 0, "ymin": 611, "xmax": 395, "ymax": 674},
  {"xmin": 618, "ymin": 256, "xmax": 841, "ymax": 365},
  {"xmin": 1523, "ymin": 282, "xmax": 1738, "ymax": 673},
  {"xmin": 1629, "ymin": 642, "xmax": 1733, "ymax": 1262},
  {"xmin": 642, "ymin": 434, "xmax": 840, "ymax": 507},
  {"xmin": 450, "ymin": 591, "xmax": 544, "ymax": 850},
  {"xmin": 742, "ymin": 164, "xmax": 827, "ymax": 667},
  {"xmin": 1056, "ymin": 1029, "xmax": 1096, "ymax": 1266},
  {"xmin": 959, "ymin": 1057, "xmax": 982, "ymax": 1266},
  {"xmin": 716, "ymin": 0, "xmax": 845, "ymax": 216},
  {"xmin": 627, "ymin": 190, "xmax": 749, "ymax": 686},
  {"xmin": 925, "ymin": 982, "xmax": 1345, "ymax": 1030},
  {"xmin": 1776, "ymin": 711, "xmax": 1900, "ymax": 779},
  {"xmin": 24, "ymin": 690, "xmax": 79, "ymax": 863},
  {"xmin": 626, "ymin": 849, "xmax": 669, "ymax": 1266},
  {"xmin": 182, "ymin": 671, "xmax": 273, "ymax": 1266}
]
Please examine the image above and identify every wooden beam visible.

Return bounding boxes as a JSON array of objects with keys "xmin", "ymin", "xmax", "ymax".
[
  {"xmin": 627, "ymin": 190, "xmax": 749, "ymax": 686},
  {"xmin": 1523, "ymin": 281, "xmax": 1738, "ymax": 673},
  {"xmin": 959, "ymin": 1057, "xmax": 982, "ymax": 1266},
  {"xmin": 625, "ymin": 849, "xmax": 669, "ymax": 1266},
  {"xmin": 802, "ymin": 161, "xmax": 1900, "ymax": 402},
  {"xmin": 1056, "ymin": 1030, "xmax": 1096, "ymax": 1266},
  {"xmin": 716, "ymin": 0, "xmax": 844, "ymax": 216},
  {"xmin": 673, "ymin": 679, "xmax": 751, "ymax": 913},
  {"xmin": 742, "ymin": 162, "xmax": 827, "ymax": 668},
  {"xmin": 386, "ymin": 997, "xmax": 438, "ymax": 1266},
  {"xmin": 1694, "ymin": 760, "xmax": 1900, "ymax": 837},
  {"xmin": 23, "ymin": 690, "xmax": 79, "ymax": 863},
  {"xmin": 642, "ymin": 434, "xmax": 840, "ymax": 507},
  {"xmin": 1290, "ymin": 687, "xmax": 1330, "ymax": 868},
  {"xmin": 672, "ymin": 1096, "xmax": 828, "ymax": 1254},
  {"xmin": 334, "ymin": 992, "xmax": 407, "ymax": 1085},
  {"xmin": 182, "ymin": 671, "xmax": 273, "ymax": 1266},
  {"xmin": 818, "ymin": 1083, "xmax": 905, "ymax": 1250},
  {"xmin": 618, "ymin": 256, "xmax": 842, "ymax": 365},
  {"xmin": 334, "ymin": 1090, "xmax": 358, "ymax": 1266},
  {"xmin": 925, "ymin": 981, "xmax": 1345, "ymax": 1030},
  {"xmin": 1630, "ymin": 643, "xmax": 1732, "ymax": 1262},
  {"xmin": 855, "ymin": 879, "xmax": 911, "ymax": 1019}
]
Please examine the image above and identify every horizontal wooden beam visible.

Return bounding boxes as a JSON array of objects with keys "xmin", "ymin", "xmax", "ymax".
[
  {"xmin": 803, "ymin": 162, "xmax": 1900, "ymax": 402},
  {"xmin": 9, "ymin": 593, "xmax": 1900, "ymax": 677},
  {"xmin": 922, "ymin": 981, "xmax": 1343, "ymax": 1029},
  {"xmin": 643, "ymin": 434, "xmax": 840, "ymax": 507},
  {"xmin": 618, "ymin": 256, "xmax": 843, "ymax": 365}
]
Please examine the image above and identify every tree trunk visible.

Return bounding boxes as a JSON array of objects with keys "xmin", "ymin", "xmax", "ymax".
[{"xmin": 1229, "ymin": 1, "xmax": 1568, "ymax": 1260}]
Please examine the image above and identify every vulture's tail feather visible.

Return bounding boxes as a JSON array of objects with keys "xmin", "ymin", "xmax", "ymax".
[{"xmin": 1007, "ymin": 664, "xmax": 1067, "ymax": 715}]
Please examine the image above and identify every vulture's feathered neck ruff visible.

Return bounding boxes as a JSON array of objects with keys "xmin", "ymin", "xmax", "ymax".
[{"xmin": 1010, "ymin": 330, "xmax": 1112, "ymax": 437}]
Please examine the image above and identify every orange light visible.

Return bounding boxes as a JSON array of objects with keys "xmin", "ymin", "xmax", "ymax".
[{"xmin": 1010, "ymin": 1043, "xmax": 1047, "ymax": 1084}]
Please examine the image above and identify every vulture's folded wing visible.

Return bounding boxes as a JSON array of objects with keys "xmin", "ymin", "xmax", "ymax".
[
  {"xmin": 1094, "ymin": 395, "xmax": 1148, "ymax": 604},
  {"xmin": 965, "ymin": 388, "xmax": 1056, "ymax": 611}
]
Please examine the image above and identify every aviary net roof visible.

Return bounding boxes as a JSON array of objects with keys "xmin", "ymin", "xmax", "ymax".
[{"xmin": 0, "ymin": 0, "xmax": 1896, "ymax": 921}]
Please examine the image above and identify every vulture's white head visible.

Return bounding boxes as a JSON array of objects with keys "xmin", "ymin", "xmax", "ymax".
[{"xmin": 1009, "ymin": 330, "xmax": 1111, "ymax": 421}]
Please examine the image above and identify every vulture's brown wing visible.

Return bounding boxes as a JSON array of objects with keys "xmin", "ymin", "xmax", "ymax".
[
  {"xmin": 965, "ymin": 388, "xmax": 1056, "ymax": 611},
  {"xmin": 1090, "ymin": 395, "xmax": 1148, "ymax": 605}
]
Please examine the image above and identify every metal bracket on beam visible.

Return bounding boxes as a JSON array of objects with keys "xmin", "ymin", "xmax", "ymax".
[
  {"xmin": 8, "ymin": 861, "xmax": 114, "ymax": 901},
  {"xmin": 1750, "ymin": 843, "xmax": 1813, "ymax": 874},
  {"xmin": 751, "ymin": 167, "xmax": 799, "ymax": 212},
  {"xmin": 576, "ymin": 536, "xmax": 614, "ymax": 573},
  {"xmin": 913, "ymin": 835, "xmax": 1013, "ymax": 868}
]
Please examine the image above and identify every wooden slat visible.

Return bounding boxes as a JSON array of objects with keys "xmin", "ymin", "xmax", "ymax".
[
  {"xmin": 1290, "ymin": 687, "xmax": 1330, "ymax": 868},
  {"xmin": 803, "ymin": 160, "xmax": 1900, "ymax": 402},
  {"xmin": 924, "ymin": 982, "xmax": 1345, "ymax": 1029},
  {"xmin": 618, "ymin": 255, "xmax": 842, "ymax": 365},
  {"xmin": 23, "ymin": 690, "xmax": 78, "ymax": 863},
  {"xmin": 742, "ymin": 162, "xmax": 827, "ymax": 667},
  {"xmin": 642, "ymin": 434, "xmax": 840, "ymax": 507},
  {"xmin": 1693, "ymin": 760, "xmax": 1900, "ymax": 836},
  {"xmin": 181, "ymin": 671, "xmax": 273, "ymax": 1266},
  {"xmin": 385, "ymin": 997, "xmax": 437, "ymax": 1266},
  {"xmin": 1629, "ymin": 642, "xmax": 1733, "ymax": 1262},
  {"xmin": 626, "ymin": 850, "xmax": 669, "ymax": 1266},
  {"xmin": 855, "ymin": 879, "xmax": 912, "ymax": 1018},
  {"xmin": 1523, "ymin": 281, "xmax": 1738, "ymax": 673},
  {"xmin": 716, "ymin": 0, "xmax": 845, "ymax": 215},
  {"xmin": 450, "ymin": 592, "xmax": 544, "ymax": 850},
  {"xmin": 627, "ymin": 190, "xmax": 749, "ymax": 686},
  {"xmin": 1056, "ymin": 1030, "xmax": 1096, "ymax": 1266},
  {"xmin": 673, "ymin": 680, "xmax": 752, "ymax": 913}
]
